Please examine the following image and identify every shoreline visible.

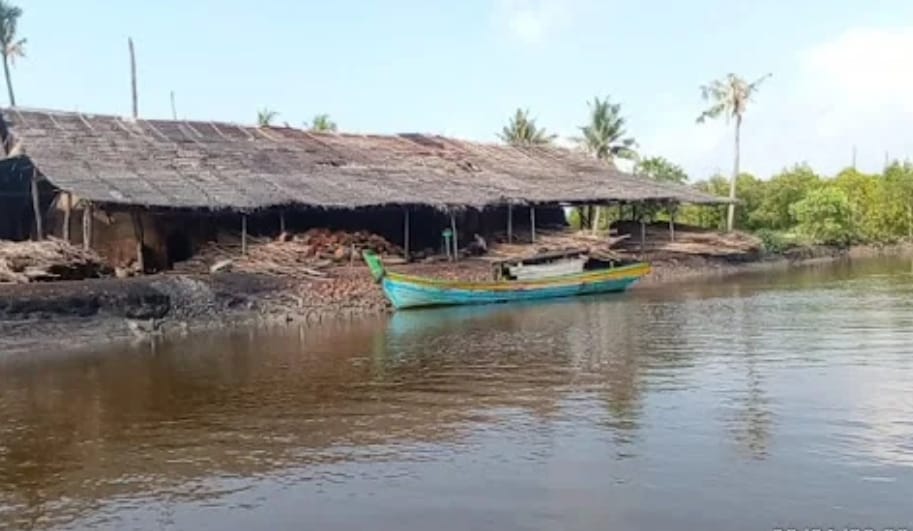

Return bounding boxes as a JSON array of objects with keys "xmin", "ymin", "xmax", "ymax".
[{"xmin": 2, "ymin": 243, "xmax": 911, "ymax": 355}]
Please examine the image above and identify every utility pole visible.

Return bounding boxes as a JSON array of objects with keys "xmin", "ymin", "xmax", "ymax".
[
  {"xmin": 170, "ymin": 91, "xmax": 177, "ymax": 120},
  {"xmin": 128, "ymin": 37, "xmax": 138, "ymax": 119}
]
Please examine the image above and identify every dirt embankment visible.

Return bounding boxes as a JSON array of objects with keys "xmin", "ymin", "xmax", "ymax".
[{"xmin": 2, "ymin": 240, "xmax": 912, "ymax": 355}]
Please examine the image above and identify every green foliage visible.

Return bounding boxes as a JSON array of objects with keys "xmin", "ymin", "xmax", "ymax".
[
  {"xmin": 309, "ymin": 114, "xmax": 338, "ymax": 133},
  {"xmin": 679, "ymin": 160, "xmax": 913, "ymax": 248},
  {"xmin": 748, "ymin": 164, "xmax": 820, "ymax": 230},
  {"xmin": 578, "ymin": 97, "xmax": 636, "ymax": 162},
  {"xmin": 697, "ymin": 73, "xmax": 771, "ymax": 124},
  {"xmin": 678, "ymin": 175, "xmax": 729, "ymax": 230},
  {"xmin": 257, "ymin": 108, "xmax": 279, "ymax": 127},
  {"xmin": 637, "ymin": 156, "xmax": 688, "ymax": 184},
  {"xmin": 0, "ymin": 0, "xmax": 25, "ymax": 106},
  {"xmin": 755, "ymin": 229, "xmax": 794, "ymax": 254},
  {"xmin": 499, "ymin": 108, "xmax": 556, "ymax": 146},
  {"xmin": 790, "ymin": 187, "xmax": 855, "ymax": 245}
]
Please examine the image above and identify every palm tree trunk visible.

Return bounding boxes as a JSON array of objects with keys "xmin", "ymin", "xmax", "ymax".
[
  {"xmin": 727, "ymin": 115, "xmax": 741, "ymax": 232},
  {"xmin": 2, "ymin": 53, "xmax": 15, "ymax": 107}
]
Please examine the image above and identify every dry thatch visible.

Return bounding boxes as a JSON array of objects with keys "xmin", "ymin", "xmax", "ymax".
[{"xmin": 1, "ymin": 108, "xmax": 726, "ymax": 211}]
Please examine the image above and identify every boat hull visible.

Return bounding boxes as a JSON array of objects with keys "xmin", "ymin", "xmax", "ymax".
[{"xmin": 380, "ymin": 264, "xmax": 649, "ymax": 310}]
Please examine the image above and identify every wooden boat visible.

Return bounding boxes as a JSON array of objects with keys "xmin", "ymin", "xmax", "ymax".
[{"xmin": 363, "ymin": 251, "xmax": 650, "ymax": 310}]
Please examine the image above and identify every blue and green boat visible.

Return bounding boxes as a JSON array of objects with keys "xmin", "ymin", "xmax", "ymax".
[{"xmin": 363, "ymin": 251, "xmax": 650, "ymax": 310}]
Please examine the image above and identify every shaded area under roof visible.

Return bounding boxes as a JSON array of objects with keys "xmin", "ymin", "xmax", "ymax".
[{"xmin": 0, "ymin": 108, "xmax": 727, "ymax": 211}]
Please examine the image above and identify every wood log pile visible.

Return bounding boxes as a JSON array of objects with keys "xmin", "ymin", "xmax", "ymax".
[
  {"xmin": 613, "ymin": 221, "xmax": 762, "ymax": 257},
  {"xmin": 486, "ymin": 229, "xmax": 629, "ymax": 263},
  {"xmin": 0, "ymin": 238, "xmax": 110, "ymax": 283},
  {"xmin": 174, "ymin": 229, "xmax": 402, "ymax": 279}
]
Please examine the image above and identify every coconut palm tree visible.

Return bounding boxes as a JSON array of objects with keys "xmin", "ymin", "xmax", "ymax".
[
  {"xmin": 578, "ymin": 97, "xmax": 637, "ymax": 233},
  {"xmin": 308, "ymin": 113, "xmax": 337, "ymax": 133},
  {"xmin": 498, "ymin": 108, "xmax": 555, "ymax": 146},
  {"xmin": 257, "ymin": 108, "xmax": 278, "ymax": 127},
  {"xmin": 578, "ymin": 96, "xmax": 636, "ymax": 164},
  {"xmin": 697, "ymin": 73, "xmax": 771, "ymax": 232},
  {"xmin": 0, "ymin": 1, "xmax": 25, "ymax": 107}
]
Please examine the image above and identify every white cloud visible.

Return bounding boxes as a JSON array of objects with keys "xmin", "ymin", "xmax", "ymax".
[
  {"xmin": 800, "ymin": 27, "xmax": 913, "ymax": 116},
  {"xmin": 493, "ymin": 0, "xmax": 579, "ymax": 45}
]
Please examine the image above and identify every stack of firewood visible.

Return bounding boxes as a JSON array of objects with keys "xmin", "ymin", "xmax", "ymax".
[
  {"xmin": 0, "ymin": 238, "xmax": 110, "ymax": 283},
  {"xmin": 174, "ymin": 229, "xmax": 402, "ymax": 278},
  {"xmin": 613, "ymin": 221, "xmax": 762, "ymax": 256}
]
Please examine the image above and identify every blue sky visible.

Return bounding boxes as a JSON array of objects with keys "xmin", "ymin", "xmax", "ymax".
[{"xmin": 12, "ymin": 0, "xmax": 913, "ymax": 179}]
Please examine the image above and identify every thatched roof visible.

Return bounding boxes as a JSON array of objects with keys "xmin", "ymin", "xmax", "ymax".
[{"xmin": 0, "ymin": 108, "xmax": 726, "ymax": 211}]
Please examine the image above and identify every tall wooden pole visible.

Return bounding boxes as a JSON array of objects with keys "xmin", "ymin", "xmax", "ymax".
[
  {"xmin": 403, "ymin": 207, "xmax": 410, "ymax": 260},
  {"xmin": 131, "ymin": 210, "xmax": 145, "ymax": 273},
  {"xmin": 30, "ymin": 169, "xmax": 43, "ymax": 241},
  {"xmin": 507, "ymin": 204, "xmax": 513, "ymax": 243},
  {"xmin": 530, "ymin": 206, "xmax": 536, "ymax": 243},
  {"xmin": 170, "ymin": 90, "xmax": 177, "ymax": 120},
  {"xmin": 450, "ymin": 212, "xmax": 458, "ymax": 261},
  {"xmin": 129, "ymin": 38, "xmax": 138, "ymax": 119},
  {"xmin": 279, "ymin": 211, "xmax": 286, "ymax": 234},
  {"xmin": 241, "ymin": 214, "xmax": 248, "ymax": 255},
  {"xmin": 82, "ymin": 202, "xmax": 93, "ymax": 250},
  {"xmin": 640, "ymin": 217, "xmax": 646, "ymax": 258},
  {"xmin": 62, "ymin": 192, "xmax": 72, "ymax": 241}
]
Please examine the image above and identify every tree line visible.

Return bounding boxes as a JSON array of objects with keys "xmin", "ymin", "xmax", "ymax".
[{"xmin": 680, "ymin": 163, "xmax": 913, "ymax": 249}]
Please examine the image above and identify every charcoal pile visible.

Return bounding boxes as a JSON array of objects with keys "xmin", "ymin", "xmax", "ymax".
[
  {"xmin": 174, "ymin": 229, "xmax": 402, "ymax": 278},
  {"xmin": 0, "ymin": 238, "xmax": 110, "ymax": 283}
]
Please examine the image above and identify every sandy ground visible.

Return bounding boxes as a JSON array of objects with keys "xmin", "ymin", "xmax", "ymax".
[{"xmin": 2, "ymin": 243, "xmax": 911, "ymax": 356}]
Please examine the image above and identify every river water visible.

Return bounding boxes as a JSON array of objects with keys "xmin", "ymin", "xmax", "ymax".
[{"xmin": 1, "ymin": 258, "xmax": 913, "ymax": 530}]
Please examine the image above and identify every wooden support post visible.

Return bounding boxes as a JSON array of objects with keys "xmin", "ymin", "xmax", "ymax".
[
  {"xmin": 591, "ymin": 204, "xmax": 600, "ymax": 236},
  {"xmin": 30, "ymin": 169, "xmax": 43, "ymax": 241},
  {"xmin": 669, "ymin": 211, "xmax": 676, "ymax": 242},
  {"xmin": 241, "ymin": 214, "xmax": 248, "ymax": 255},
  {"xmin": 403, "ymin": 208, "xmax": 410, "ymax": 260},
  {"xmin": 450, "ymin": 212, "xmax": 458, "ymax": 261},
  {"xmin": 507, "ymin": 205, "xmax": 513, "ymax": 243},
  {"xmin": 62, "ymin": 192, "xmax": 72, "ymax": 241},
  {"xmin": 279, "ymin": 211, "xmax": 286, "ymax": 234},
  {"xmin": 82, "ymin": 202, "xmax": 93, "ymax": 250},
  {"xmin": 640, "ymin": 217, "xmax": 646, "ymax": 258},
  {"xmin": 530, "ymin": 206, "xmax": 536, "ymax": 243},
  {"xmin": 131, "ymin": 210, "xmax": 145, "ymax": 273}
]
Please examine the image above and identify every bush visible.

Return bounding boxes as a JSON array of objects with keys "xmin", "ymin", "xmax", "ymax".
[
  {"xmin": 755, "ymin": 229, "xmax": 792, "ymax": 254},
  {"xmin": 790, "ymin": 187, "xmax": 855, "ymax": 246}
]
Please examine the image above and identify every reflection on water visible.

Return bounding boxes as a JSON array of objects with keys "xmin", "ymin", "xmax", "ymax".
[{"xmin": 1, "ymin": 258, "xmax": 913, "ymax": 530}]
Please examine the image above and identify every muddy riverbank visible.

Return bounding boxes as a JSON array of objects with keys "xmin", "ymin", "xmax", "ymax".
[{"xmin": 2, "ymin": 243, "xmax": 911, "ymax": 355}]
